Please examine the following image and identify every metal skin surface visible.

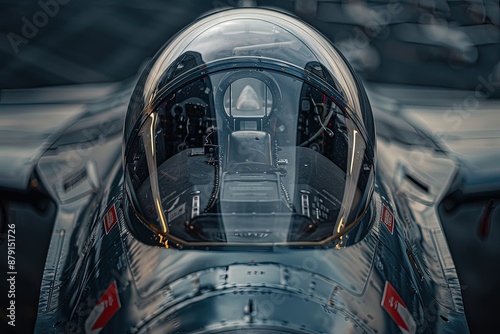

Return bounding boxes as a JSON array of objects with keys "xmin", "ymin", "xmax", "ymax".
[
  {"xmin": 24, "ymin": 86, "xmax": 470, "ymax": 333},
  {"xmin": 0, "ymin": 8, "xmax": 478, "ymax": 334}
]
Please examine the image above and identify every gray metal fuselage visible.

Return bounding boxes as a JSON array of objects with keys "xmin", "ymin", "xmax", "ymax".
[{"xmin": 16, "ymin": 81, "xmax": 469, "ymax": 333}]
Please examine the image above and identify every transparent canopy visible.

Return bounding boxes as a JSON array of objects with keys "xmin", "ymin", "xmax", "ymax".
[{"xmin": 124, "ymin": 8, "xmax": 375, "ymax": 247}]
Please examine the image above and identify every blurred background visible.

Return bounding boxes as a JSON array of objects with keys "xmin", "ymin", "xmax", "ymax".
[
  {"xmin": 0, "ymin": 1, "xmax": 499, "ymax": 333},
  {"xmin": 0, "ymin": 0, "xmax": 498, "ymax": 94}
]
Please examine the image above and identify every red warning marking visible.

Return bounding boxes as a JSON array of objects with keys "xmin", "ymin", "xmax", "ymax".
[
  {"xmin": 85, "ymin": 281, "xmax": 121, "ymax": 334},
  {"xmin": 381, "ymin": 281, "xmax": 416, "ymax": 334},
  {"xmin": 381, "ymin": 205, "xmax": 394, "ymax": 234},
  {"xmin": 103, "ymin": 205, "xmax": 118, "ymax": 235}
]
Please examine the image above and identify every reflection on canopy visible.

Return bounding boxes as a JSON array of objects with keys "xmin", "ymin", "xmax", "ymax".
[{"xmin": 123, "ymin": 8, "xmax": 376, "ymax": 248}]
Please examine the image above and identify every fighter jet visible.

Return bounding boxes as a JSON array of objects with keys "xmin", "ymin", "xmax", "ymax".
[{"xmin": 0, "ymin": 7, "xmax": 472, "ymax": 334}]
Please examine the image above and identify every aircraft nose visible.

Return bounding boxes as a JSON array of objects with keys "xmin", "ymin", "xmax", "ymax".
[
  {"xmin": 145, "ymin": 287, "xmax": 364, "ymax": 334},
  {"xmin": 141, "ymin": 285, "xmax": 368, "ymax": 334}
]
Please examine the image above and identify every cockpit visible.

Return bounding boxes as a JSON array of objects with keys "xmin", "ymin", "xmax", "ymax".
[{"xmin": 123, "ymin": 9, "xmax": 375, "ymax": 248}]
